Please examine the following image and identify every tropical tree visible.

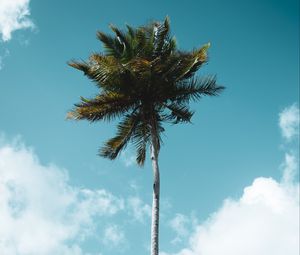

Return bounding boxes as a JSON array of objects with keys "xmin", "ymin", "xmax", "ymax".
[{"xmin": 67, "ymin": 17, "xmax": 224, "ymax": 255}]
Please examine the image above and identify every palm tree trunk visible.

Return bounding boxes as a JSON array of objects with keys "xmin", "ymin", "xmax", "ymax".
[{"xmin": 150, "ymin": 134, "xmax": 160, "ymax": 255}]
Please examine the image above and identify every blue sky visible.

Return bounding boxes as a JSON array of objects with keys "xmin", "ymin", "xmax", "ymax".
[{"xmin": 0, "ymin": 0, "xmax": 299, "ymax": 255}]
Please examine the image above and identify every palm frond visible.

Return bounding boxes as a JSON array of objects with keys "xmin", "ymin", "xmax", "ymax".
[
  {"xmin": 68, "ymin": 60, "xmax": 90, "ymax": 74},
  {"xmin": 87, "ymin": 55, "xmax": 139, "ymax": 94},
  {"xmin": 96, "ymin": 31, "xmax": 123, "ymax": 58},
  {"xmin": 193, "ymin": 75, "xmax": 224, "ymax": 96},
  {"xmin": 135, "ymin": 25, "xmax": 155, "ymax": 60},
  {"xmin": 68, "ymin": 18, "xmax": 225, "ymax": 165},
  {"xmin": 100, "ymin": 112, "xmax": 141, "ymax": 159},
  {"xmin": 165, "ymin": 76, "xmax": 224, "ymax": 103},
  {"xmin": 160, "ymin": 43, "xmax": 210, "ymax": 82},
  {"xmin": 126, "ymin": 24, "xmax": 136, "ymax": 39},
  {"xmin": 163, "ymin": 103, "xmax": 194, "ymax": 123},
  {"xmin": 180, "ymin": 43, "xmax": 210, "ymax": 80},
  {"xmin": 160, "ymin": 53, "xmax": 196, "ymax": 82},
  {"xmin": 161, "ymin": 36, "xmax": 176, "ymax": 59},
  {"xmin": 109, "ymin": 24, "xmax": 135, "ymax": 61},
  {"xmin": 67, "ymin": 92, "xmax": 136, "ymax": 122},
  {"xmin": 136, "ymin": 142, "xmax": 146, "ymax": 166},
  {"xmin": 132, "ymin": 121, "xmax": 150, "ymax": 166},
  {"xmin": 110, "ymin": 25, "xmax": 129, "ymax": 48},
  {"xmin": 153, "ymin": 16, "xmax": 170, "ymax": 57},
  {"xmin": 87, "ymin": 55, "xmax": 122, "ymax": 89},
  {"xmin": 69, "ymin": 55, "xmax": 124, "ymax": 90}
]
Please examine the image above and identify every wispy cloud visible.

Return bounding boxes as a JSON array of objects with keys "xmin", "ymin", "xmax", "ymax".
[
  {"xmin": 169, "ymin": 213, "xmax": 198, "ymax": 245},
  {"xmin": 0, "ymin": 133, "xmax": 156, "ymax": 254},
  {"xmin": 281, "ymin": 152, "xmax": 298, "ymax": 184},
  {"xmin": 163, "ymin": 103, "xmax": 299, "ymax": 255},
  {"xmin": 0, "ymin": 0, "xmax": 35, "ymax": 42},
  {"xmin": 0, "ymin": 136, "xmax": 124, "ymax": 255},
  {"xmin": 120, "ymin": 150, "xmax": 136, "ymax": 167},
  {"xmin": 279, "ymin": 104, "xmax": 299, "ymax": 141},
  {"xmin": 103, "ymin": 225, "xmax": 126, "ymax": 248},
  {"xmin": 127, "ymin": 196, "xmax": 151, "ymax": 223}
]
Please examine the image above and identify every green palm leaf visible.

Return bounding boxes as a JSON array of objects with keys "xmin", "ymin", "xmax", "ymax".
[
  {"xmin": 67, "ymin": 92, "xmax": 136, "ymax": 122},
  {"xmin": 100, "ymin": 112, "xmax": 141, "ymax": 159},
  {"xmin": 68, "ymin": 17, "xmax": 224, "ymax": 165}
]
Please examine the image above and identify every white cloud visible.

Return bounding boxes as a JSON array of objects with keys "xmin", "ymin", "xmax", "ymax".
[
  {"xmin": 170, "ymin": 214, "xmax": 189, "ymax": 237},
  {"xmin": 129, "ymin": 180, "xmax": 140, "ymax": 191},
  {"xmin": 163, "ymin": 104, "xmax": 299, "ymax": 255},
  {"xmin": 164, "ymin": 172, "xmax": 299, "ymax": 255},
  {"xmin": 281, "ymin": 153, "xmax": 298, "ymax": 184},
  {"xmin": 279, "ymin": 104, "xmax": 299, "ymax": 141},
  {"xmin": 0, "ymin": 137, "xmax": 124, "ymax": 255},
  {"xmin": 120, "ymin": 150, "xmax": 136, "ymax": 167},
  {"xmin": 0, "ymin": 0, "xmax": 34, "ymax": 42},
  {"xmin": 127, "ymin": 196, "xmax": 151, "ymax": 222},
  {"xmin": 169, "ymin": 214, "xmax": 197, "ymax": 245},
  {"xmin": 103, "ymin": 225, "xmax": 125, "ymax": 247}
]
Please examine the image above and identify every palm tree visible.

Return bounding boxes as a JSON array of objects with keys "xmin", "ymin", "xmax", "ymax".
[{"xmin": 67, "ymin": 17, "xmax": 224, "ymax": 255}]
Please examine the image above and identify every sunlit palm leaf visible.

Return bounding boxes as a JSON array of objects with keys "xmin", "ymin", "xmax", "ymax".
[
  {"xmin": 68, "ymin": 17, "xmax": 224, "ymax": 165},
  {"xmin": 67, "ymin": 93, "xmax": 136, "ymax": 122}
]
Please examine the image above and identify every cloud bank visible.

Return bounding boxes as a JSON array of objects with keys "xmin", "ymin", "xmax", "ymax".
[
  {"xmin": 171, "ymin": 161, "xmax": 299, "ymax": 255},
  {"xmin": 164, "ymin": 104, "xmax": 299, "ymax": 255},
  {"xmin": 0, "ymin": 137, "xmax": 124, "ymax": 255},
  {"xmin": 0, "ymin": 0, "xmax": 34, "ymax": 42},
  {"xmin": 0, "ymin": 134, "xmax": 152, "ymax": 255}
]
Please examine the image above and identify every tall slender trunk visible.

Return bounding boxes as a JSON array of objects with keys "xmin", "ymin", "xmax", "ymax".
[{"xmin": 150, "ymin": 134, "xmax": 160, "ymax": 255}]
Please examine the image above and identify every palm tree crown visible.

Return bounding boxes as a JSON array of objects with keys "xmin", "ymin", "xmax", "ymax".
[{"xmin": 68, "ymin": 17, "xmax": 224, "ymax": 165}]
